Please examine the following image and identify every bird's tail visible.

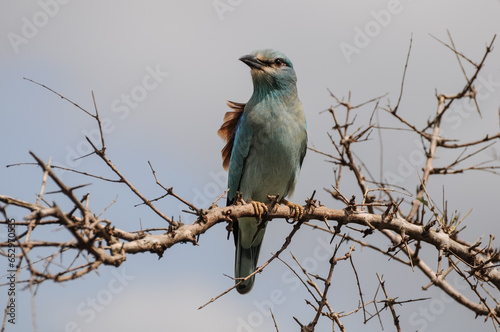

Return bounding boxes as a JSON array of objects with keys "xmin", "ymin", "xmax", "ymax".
[{"xmin": 234, "ymin": 218, "xmax": 265, "ymax": 294}]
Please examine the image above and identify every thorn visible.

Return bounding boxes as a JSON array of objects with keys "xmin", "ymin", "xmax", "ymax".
[
  {"xmin": 226, "ymin": 219, "xmax": 234, "ymax": 240},
  {"xmin": 267, "ymin": 194, "xmax": 281, "ymax": 211},
  {"xmin": 305, "ymin": 190, "xmax": 317, "ymax": 209}
]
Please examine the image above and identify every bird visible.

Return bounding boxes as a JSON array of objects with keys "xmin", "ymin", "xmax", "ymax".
[{"xmin": 217, "ymin": 49, "xmax": 307, "ymax": 294}]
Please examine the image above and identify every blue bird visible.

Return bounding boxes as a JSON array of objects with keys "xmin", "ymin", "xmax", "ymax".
[{"xmin": 218, "ymin": 49, "xmax": 307, "ymax": 294}]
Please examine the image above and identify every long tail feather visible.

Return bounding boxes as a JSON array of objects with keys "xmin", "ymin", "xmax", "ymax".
[
  {"xmin": 234, "ymin": 241, "xmax": 261, "ymax": 294},
  {"xmin": 234, "ymin": 217, "xmax": 266, "ymax": 294}
]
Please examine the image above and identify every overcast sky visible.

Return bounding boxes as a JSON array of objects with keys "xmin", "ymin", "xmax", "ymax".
[{"xmin": 1, "ymin": 1, "xmax": 500, "ymax": 331}]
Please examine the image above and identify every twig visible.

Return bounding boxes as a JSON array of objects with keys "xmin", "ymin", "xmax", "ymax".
[{"xmin": 392, "ymin": 34, "xmax": 413, "ymax": 114}]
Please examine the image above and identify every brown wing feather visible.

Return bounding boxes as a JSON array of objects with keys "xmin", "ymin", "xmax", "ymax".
[{"xmin": 217, "ymin": 101, "xmax": 246, "ymax": 170}]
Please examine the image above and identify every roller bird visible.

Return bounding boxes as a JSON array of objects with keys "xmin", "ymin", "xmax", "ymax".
[{"xmin": 218, "ymin": 49, "xmax": 307, "ymax": 294}]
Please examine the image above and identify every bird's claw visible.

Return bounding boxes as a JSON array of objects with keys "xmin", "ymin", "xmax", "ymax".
[
  {"xmin": 251, "ymin": 201, "xmax": 268, "ymax": 220},
  {"xmin": 282, "ymin": 199, "xmax": 304, "ymax": 221}
]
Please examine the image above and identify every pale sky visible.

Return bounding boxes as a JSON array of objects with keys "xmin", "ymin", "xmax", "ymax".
[{"xmin": 1, "ymin": 1, "xmax": 500, "ymax": 331}]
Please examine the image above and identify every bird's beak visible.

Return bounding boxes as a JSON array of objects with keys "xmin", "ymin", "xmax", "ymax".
[{"xmin": 239, "ymin": 54, "xmax": 266, "ymax": 70}]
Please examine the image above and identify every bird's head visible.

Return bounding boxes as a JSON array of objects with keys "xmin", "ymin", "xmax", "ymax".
[{"xmin": 239, "ymin": 49, "xmax": 297, "ymax": 93}]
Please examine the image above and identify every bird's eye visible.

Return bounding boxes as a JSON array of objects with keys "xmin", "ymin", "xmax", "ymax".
[{"xmin": 274, "ymin": 58, "xmax": 285, "ymax": 67}]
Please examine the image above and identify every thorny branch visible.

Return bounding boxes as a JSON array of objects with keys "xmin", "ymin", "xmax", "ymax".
[
  {"xmin": 307, "ymin": 33, "xmax": 500, "ymax": 330},
  {"xmin": 2, "ymin": 34, "xmax": 500, "ymax": 331}
]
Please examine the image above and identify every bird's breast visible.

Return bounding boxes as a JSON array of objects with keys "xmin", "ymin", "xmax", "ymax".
[{"xmin": 239, "ymin": 103, "xmax": 306, "ymax": 202}]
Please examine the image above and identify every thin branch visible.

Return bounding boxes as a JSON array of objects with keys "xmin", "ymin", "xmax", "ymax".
[{"xmin": 392, "ymin": 34, "xmax": 413, "ymax": 114}]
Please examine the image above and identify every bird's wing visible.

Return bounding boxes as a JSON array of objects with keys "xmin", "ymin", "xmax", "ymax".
[
  {"xmin": 226, "ymin": 107, "xmax": 253, "ymax": 206},
  {"xmin": 217, "ymin": 101, "xmax": 246, "ymax": 171},
  {"xmin": 299, "ymin": 129, "xmax": 307, "ymax": 169}
]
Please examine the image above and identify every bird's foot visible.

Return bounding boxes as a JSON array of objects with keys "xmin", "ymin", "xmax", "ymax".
[
  {"xmin": 251, "ymin": 201, "xmax": 268, "ymax": 220},
  {"xmin": 281, "ymin": 199, "xmax": 304, "ymax": 221}
]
